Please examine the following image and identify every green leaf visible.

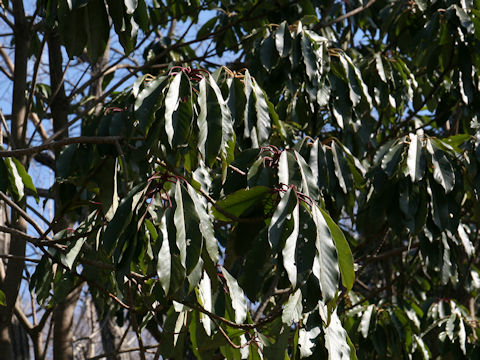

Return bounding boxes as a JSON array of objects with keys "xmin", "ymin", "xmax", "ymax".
[
  {"xmin": 103, "ymin": 182, "xmax": 147, "ymax": 252},
  {"xmin": 324, "ymin": 310, "xmax": 351, "ymax": 360},
  {"xmin": 281, "ymin": 197, "xmax": 300, "ymax": 287},
  {"xmin": 375, "ymin": 53, "xmax": 387, "ymax": 83},
  {"xmin": 407, "ymin": 134, "xmax": 426, "ymax": 182},
  {"xmin": 360, "ymin": 305, "xmax": 375, "ymax": 338},
  {"xmin": 331, "ymin": 142, "xmax": 353, "ymax": 194},
  {"xmin": 212, "ymin": 186, "xmax": 271, "ymax": 222},
  {"xmin": 197, "ymin": 271, "xmax": 212, "ymax": 336},
  {"xmin": 186, "ymin": 185, "xmax": 219, "ymax": 263},
  {"xmin": 251, "ymin": 77, "xmax": 272, "ymax": 146},
  {"xmin": 0, "ymin": 289, "xmax": 6, "ymax": 306},
  {"xmin": 426, "ymin": 139, "xmax": 455, "ymax": 193},
  {"xmin": 381, "ymin": 141, "xmax": 406, "ymax": 177},
  {"xmin": 61, "ymin": 235, "xmax": 87, "ymax": 269},
  {"xmin": 134, "ymin": 76, "xmax": 167, "ymax": 134},
  {"xmin": 269, "ymin": 188, "xmax": 297, "ymax": 251},
  {"xmin": 86, "ymin": 0, "xmax": 110, "ymax": 61},
  {"xmin": 319, "ymin": 208, "xmax": 354, "ymax": 292},
  {"xmin": 4, "ymin": 158, "xmax": 24, "ymax": 201},
  {"xmin": 282, "ymin": 289, "xmax": 302, "ymax": 325},
  {"xmin": 260, "ymin": 33, "xmax": 277, "ymax": 71},
  {"xmin": 312, "ymin": 205, "xmax": 340, "ymax": 302},
  {"xmin": 221, "ymin": 268, "xmax": 247, "ymax": 324},
  {"xmin": 275, "ymin": 21, "xmax": 292, "ymax": 58},
  {"xmin": 298, "ymin": 324, "xmax": 321, "ymax": 357},
  {"xmin": 164, "ymin": 73, "xmax": 182, "ymax": 147},
  {"xmin": 11, "ymin": 157, "xmax": 37, "ymax": 202},
  {"xmin": 157, "ymin": 215, "xmax": 172, "ymax": 294}
]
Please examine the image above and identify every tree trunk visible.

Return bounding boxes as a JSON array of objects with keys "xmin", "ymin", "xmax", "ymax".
[
  {"xmin": 48, "ymin": 30, "xmax": 79, "ymax": 360},
  {"xmin": 88, "ymin": 40, "xmax": 131, "ymax": 360},
  {"xmin": 0, "ymin": 2, "xmax": 30, "ymax": 358}
]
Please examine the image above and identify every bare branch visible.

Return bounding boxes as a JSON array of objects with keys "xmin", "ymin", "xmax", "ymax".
[
  {"xmin": 0, "ymin": 191, "xmax": 51, "ymax": 240},
  {"xmin": 0, "ymin": 135, "xmax": 124, "ymax": 158},
  {"xmin": 318, "ymin": 0, "xmax": 377, "ymax": 28}
]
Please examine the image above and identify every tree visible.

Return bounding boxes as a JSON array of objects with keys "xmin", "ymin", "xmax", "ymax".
[{"xmin": 0, "ymin": 0, "xmax": 479, "ymax": 358}]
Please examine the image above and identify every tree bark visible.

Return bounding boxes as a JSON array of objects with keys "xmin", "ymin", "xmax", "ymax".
[{"xmin": 0, "ymin": 2, "xmax": 30, "ymax": 358}]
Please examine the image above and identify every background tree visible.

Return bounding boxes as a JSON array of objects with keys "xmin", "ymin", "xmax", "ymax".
[{"xmin": 0, "ymin": 0, "xmax": 479, "ymax": 359}]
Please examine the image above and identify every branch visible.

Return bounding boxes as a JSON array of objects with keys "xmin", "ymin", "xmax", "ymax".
[
  {"xmin": 318, "ymin": 0, "xmax": 376, "ymax": 28},
  {"xmin": 0, "ymin": 193, "xmax": 49, "ymax": 240},
  {"xmin": 0, "ymin": 136, "xmax": 123, "ymax": 158}
]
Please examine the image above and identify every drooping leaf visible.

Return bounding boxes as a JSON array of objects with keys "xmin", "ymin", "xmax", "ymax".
[
  {"xmin": 275, "ymin": 21, "xmax": 292, "ymax": 58},
  {"xmin": 282, "ymin": 289, "xmax": 302, "ymax": 325},
  {"xmin": 324, "ymin": 310, "xmax": 351, "ymax": 360},
  {"xmin": 426, "ymin": 139, "xmax": 455, "ymax": 193},
  {"xmin": 134, "ymin": 76, "xmax": 167, "ymax": 134},
  {"xmin": 269, "ymin": 188, "xmax": 297, "ymax": 251},
  {"xmin": 197, "ymin": 271, "xmax": 212, "ymax": 336},
  {"xmin": 221, "ymin": 268, "xmax": 247, "ymax": 324},
  {"xmin": 157, "ymin": 214, "xmax": 172, "ymax": 294},
  {"xmin": 319, "ymin": 208, "xmax": 354, "ymax": 291},
  {"xmin": 311, "ymin": 205, "xmax": 340, "ymax": 302},
  {"xmin": 407, "ymin": 133, "xmax": 426, "ymax": 182}
]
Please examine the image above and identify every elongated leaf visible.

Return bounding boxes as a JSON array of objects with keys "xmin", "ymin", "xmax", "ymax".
[
  {"xmin": 381, "ymin": 141, "xmax": 406, "ymax": 177},
  {"xmin": 252, "ymin": 79, "xmax": 272, "ymax": 146},
  {"xmin": 275, "ymin": 21, "xmax": 292, "ymax": 58},
  {"xmin": 164, "ymin": 73, "xmax": 182, "ymax": 147},
  {"xmin": 221, "ymin": 268, "xmax": 247, "ymax": 324},
  {"xmin": 441, "ymin": 234, "xmax": 452, "ymax": 285},
  {"xmin": 294, "ymin": 149, "xmax": 319, "ymax": 200},
  {"xmin": 298, "ymin": 324, "xmax": 321, "ymax": 357},
  {"xmin": 260, "ymin": 34, "xmax": 277, "ymax": 71},
  {"xmin": 407, "ymin": 134, "xmax": 426, "ymax": 182},
  {"xmin": 331, "ymin": 142, "xmax": 353, "ymax": 194},
  {"xmin": 186, "ymin": 185, "xmax": 218, "ymax": 263},
  {"xmin": 174, "ymin": 182, "xmax": 203, "ymax": 274},
  {"xmin": 457, "ymin": 223, "xmax": 474, "ymax": 258},
  {"xmin": 157, "ymin": 215, "xmax": 172, "ymax": 294},
  {"xmin": 375, "ymin": 53, "xmax": 387, "ymax": 83},
  {"xmin": 282, "ymin": 198, "xmax": 300, "ymax": 287},
  {"xmin": 312, "ymin": 206, "xmax": 340, "ymax": 302},
  {"xmin": 324, "ymin": 310, "xmax": 351, "ymax": 360},
  {"xmin": 0, "ymin": 290, "xmax": 5, "ymax": 306},
  {"xmin": 212, "ymin": 186, "xmax": 271, "ymax": 222},
  {"xmin": 426, "ymin": 139, "xmax": 455, "ymax": 193},
  {"xmin": 103, "ymin": 182, "xmax": 147, "ymax": 252},
  {"xmin": 269, "ymin": 188, "xmax": 297, "ymax": 251},
  {"xmin": 86, "ymin": 0, "xmax": 109, "ymax": 61},
  {"xmin": 135, "ymin": 76, "xmax": 167, "ymax": 134},
  {"xmin": 11, "ymin": 157, "xmax": 37, "ymax": 202},
  {"xmin": 282, "ymin": 289, "xmax": 302, "ymax": 325},
  {"xmin": 61, "ymin": 236, "xmax": 87, "ymax": 269},
  {"xmin": 197, "ymin": 271, "xmax": 212, "ymax": 336},
  {"xmin": 4, "ymin": 158, "xmax": 24, "ymax": 200},
  {"xmin": 319, "ymin": 208, "xmax": 354, "ymax": 291},
  {"xmin": 360, "ymin": 305, "xmax": 375, "ymax": 338}
]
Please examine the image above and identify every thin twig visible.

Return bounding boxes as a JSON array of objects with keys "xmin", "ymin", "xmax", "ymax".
[
  {"xmin": 318, "ymin": 0, "xmax": 377, "ymax": 28},
  {"xmin": 22, "ymin": 35, "xmax": 46, "ymax": 142},
  {"xmin": 0, "ymin": 253, "xmax": 40, "ymax": 263},
  {"xmin": 0, "ymin": 191, "xmax": 50, "ymax": 240},
  {"xmin": 0, "ymin": 135, "xmax": 124, "ymax": 157}
]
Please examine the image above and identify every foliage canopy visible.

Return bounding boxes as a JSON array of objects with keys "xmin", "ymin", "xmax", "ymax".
[{"xmin": 1, "ymin": 0, "xmax": 480, "ymax": 358}]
